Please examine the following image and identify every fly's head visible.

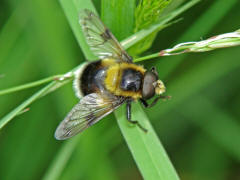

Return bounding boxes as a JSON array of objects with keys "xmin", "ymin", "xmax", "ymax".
[{"xmin": 142, "ymin": 67, "xmax": 166, "ymax": 100}]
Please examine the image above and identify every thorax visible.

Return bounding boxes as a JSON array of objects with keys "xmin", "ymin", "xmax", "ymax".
[{"xmin": 104, "ymin": 60, "xmax": 146, "ymax": 99}]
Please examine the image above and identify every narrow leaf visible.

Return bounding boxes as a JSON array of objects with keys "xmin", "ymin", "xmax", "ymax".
[
  {"xmin": 102, "ymin": 1, "xmax": 179, "ymax": 179},
  {"xmin": 115, "ymin": 103, "xmax": 180, "ymax": 180},
  {"xmin": 0, "ymin": 82, "xmax": 55, "ymax": 129}
]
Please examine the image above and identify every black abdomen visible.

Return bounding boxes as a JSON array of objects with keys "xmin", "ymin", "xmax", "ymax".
[
  {"xmin": 120, "ymin": 68, "xmax": 143, "ymax": 92},
  {"xmin": 80, "ymin": 61, "xmax": 106, "ymax": 95}
]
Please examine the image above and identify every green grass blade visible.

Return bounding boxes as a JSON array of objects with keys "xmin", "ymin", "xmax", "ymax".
[
  {"xmin": 134, "ymin": 29, "xmax": 240, "ymax": 62},
  {"xmin": 0, "ymin": 82, "xmax": 55, "ymax": 129},
  {"xmin": 160, "ymin": 0, "xmax": 239, "ymax": 78},
  {"xmin": 150, "ymin": 47, "xmax": 240, "ymax": 119},
  {"xmin": 0, "ymin": 70, "xmax": 75, "ymax": 130},
  {"xmin": 176, "ymin": 0, "xmax": 238, "ymax": 44},
  {"xmin": 115, "ymin": 103, "xmax": 179, "ymax": 180},
  {"xmin": 42, "ymin": 137, "xmax": 80, "ymax": 180},
  {"xmin": 0, "ymin": 75, "xmax": 62, "ymax": 96},
  {"xmin": 59, "ymin": 0, "xmax": 96, "ymax": 60},
  {"xmin": 102, "ymin": 0, "xmax": 179, "ymax": 179}
]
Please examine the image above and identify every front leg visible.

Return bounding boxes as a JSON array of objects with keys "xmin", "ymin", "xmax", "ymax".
[
  {"xmin": 126, "ymin": 99, "xmax": 147, "ymax": 132},
  {"xmin": 140, "ymin": 95, "xmax": 171, "ymax": 108}
]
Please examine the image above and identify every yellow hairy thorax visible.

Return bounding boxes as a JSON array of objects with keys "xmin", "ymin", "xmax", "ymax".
[{"xmin": 104, "ymin": 60, "xmax": 146, "ymax": 99}]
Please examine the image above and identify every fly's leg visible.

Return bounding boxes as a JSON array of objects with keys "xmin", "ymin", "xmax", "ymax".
[
  {"xmin": 140, "ymin": 95, "xmax": 171, "ymax": 108},
  {"xmin": 126, "ymin": 100, "xmax": 148, "ymax": 133}
]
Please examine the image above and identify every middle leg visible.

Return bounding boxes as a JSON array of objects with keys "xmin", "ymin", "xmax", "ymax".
[{"xmin": 126, "ymin": 99, "xmax": 147, "ymax": 132}]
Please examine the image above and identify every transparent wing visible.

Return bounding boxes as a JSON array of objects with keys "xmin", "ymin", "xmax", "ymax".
[
  {"xmin": 55, "ymin": 93, "xmax": 125, "ymax": 140},
  {"xmin": 79, "ymin": 9, "xmax": 132, "ymax": 62}
]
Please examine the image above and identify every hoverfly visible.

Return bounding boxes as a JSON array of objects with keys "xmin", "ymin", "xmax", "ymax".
[{"xmin": 55, "ymin": 9, "xmax": 168, "ymax": 140}]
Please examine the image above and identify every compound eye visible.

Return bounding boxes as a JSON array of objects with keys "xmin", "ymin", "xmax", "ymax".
[{"xmin": 142, "ymin": 72, "xmax": 157, "ymax": 100}]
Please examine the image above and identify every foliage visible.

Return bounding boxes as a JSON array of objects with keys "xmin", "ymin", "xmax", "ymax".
[{"xmin": 0, "ymin": 0, "xmax": 240, "ymax": 180}]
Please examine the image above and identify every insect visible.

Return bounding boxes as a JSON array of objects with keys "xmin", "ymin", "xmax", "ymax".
[{"xmin": 54, "ymin": 9, "xmax": 169, "ymax": 140}]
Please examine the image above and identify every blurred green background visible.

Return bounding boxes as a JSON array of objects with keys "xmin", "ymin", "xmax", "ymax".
[{"xmin": 0, "ymin": 0, "xmax": 240, "ymax": 180}]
